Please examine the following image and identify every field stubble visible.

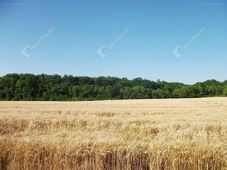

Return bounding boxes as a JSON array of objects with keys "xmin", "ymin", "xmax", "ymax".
[{"xmin": 0, "ymin": 98, "xmax": 227, "ymax": 169}]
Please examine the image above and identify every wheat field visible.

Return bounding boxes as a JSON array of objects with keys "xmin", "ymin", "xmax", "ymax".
[{"xmin": 0, "ymin": 98, "xmax": 227, "ymax": 170}]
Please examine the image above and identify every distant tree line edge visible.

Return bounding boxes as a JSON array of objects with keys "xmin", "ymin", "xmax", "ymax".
[{"xmin": 0, "ymin": 73, "xmax": 227, "ymax": 101}]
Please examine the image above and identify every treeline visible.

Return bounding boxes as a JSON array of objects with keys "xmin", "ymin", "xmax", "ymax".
[{"xmin": 0, "ymin": 73, "xmax": 227, "ymax": 101}]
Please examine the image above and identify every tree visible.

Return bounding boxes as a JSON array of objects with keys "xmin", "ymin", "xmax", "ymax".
[
  {"xmin": 80, "ymin": 84, "xmax": 93, "ymax": 99},
  {"xmin": 0, "ymin": 73, "xmax": 226, "ymax": 101},
  {"xmin": 223, "ymin": 87, "xmax": 227, "ymax": 96},
  {"xmin": 105, "ymin": 85, "xmax": 113, "ymax": 99},
  {"xmin": 131, "ymin": 86, "xmax": 146, "ymax": 99},
  {"xmin": 69, "ymin": 85, "xmax": 80, "ymax": 100},
  {"xmin": 172, "ymin": 89, "xmax": 181, "ymax": 98},
  {"xmin": 123, "ymin": 87, "xmax": 131, "ymax": 99}
]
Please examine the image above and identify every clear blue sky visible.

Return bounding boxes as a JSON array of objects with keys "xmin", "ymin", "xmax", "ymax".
[{"xmin": 0, "ymin": 0, "xmax": 226, "ymax": 84}]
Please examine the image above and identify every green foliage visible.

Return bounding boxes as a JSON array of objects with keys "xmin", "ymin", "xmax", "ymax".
[
  {"xmin": 223, "ymin": 87, "xmax": 227, "ymax": 97},
  {"xmin": 0, "ymin": 73, "xmax": 226, "ymax": 101}
]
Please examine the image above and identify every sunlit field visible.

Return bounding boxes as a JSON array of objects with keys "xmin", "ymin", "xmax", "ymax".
[{"xmin": 0, "ymin": 98, "xmax": 227, "ymax": 170}]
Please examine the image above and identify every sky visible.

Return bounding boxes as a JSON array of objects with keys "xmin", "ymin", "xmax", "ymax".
[{"xmin": 0, "ymin": 0, "xmax": 227, "ymax": 84}]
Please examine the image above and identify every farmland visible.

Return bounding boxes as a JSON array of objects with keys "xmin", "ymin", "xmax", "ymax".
[{"xmin": 0, "ymin": 98, "xmax": 227, "ymax": 169}]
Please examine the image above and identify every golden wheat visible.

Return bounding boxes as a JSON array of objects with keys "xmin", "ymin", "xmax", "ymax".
[{"xmin": 0, "ymin": 98, "xmax": 227, "ymax": 169}]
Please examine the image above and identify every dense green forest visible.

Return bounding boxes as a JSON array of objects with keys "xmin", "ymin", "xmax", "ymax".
[{"xmin": 0, "ymin": 73, "xmax": 226, "ymax": 101}]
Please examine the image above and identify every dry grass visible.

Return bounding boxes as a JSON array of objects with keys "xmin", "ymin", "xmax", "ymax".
[{"xmin": 0, "ymin": 98, "xmax": 227, "ymax": 170}]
